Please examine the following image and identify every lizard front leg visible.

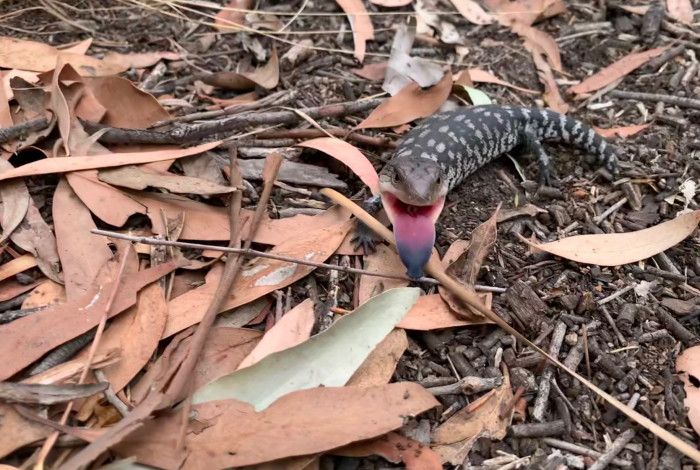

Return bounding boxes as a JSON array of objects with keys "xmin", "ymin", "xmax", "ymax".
[{"xmin": 350, "ymin": 195, "xmax": 384, "ymax": 254}]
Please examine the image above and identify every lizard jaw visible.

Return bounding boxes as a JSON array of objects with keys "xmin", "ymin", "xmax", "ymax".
[{"xmin": 380, "ymin": 191, "xmax": 445, "ymax": 279}]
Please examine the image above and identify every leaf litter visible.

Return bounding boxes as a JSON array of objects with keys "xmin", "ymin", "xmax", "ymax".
[{"xmin": 1, "ymin": 3, "xmax": 699, "ymax": 469}]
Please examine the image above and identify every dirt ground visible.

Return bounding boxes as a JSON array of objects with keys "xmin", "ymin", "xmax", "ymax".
[{"xmin": 1, "ymin": 0, "xmax": 699, "ymax": 469}]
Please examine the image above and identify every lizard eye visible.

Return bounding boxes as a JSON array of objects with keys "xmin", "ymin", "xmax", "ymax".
[{"xmin": 391, "ymin": 173, "xmax": 400, "ymax": 184}]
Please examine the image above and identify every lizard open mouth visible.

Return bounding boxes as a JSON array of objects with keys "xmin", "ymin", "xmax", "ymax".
[{"xmin": 380, "ymin": 192, "xmax": 445, "ymax": 279}]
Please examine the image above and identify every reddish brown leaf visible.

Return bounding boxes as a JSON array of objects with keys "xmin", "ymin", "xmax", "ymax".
[
  {"xmin": 358, "ymin": 244, "xmax": 408, "ymax": 304},
  {"xmin": 237, "ymin": 299, "xmax": 315, "ymax": 370},
  {"xmin": 667, "ymin": 0, "xmax": 693, "ymax": 24},
  {"xmin": 369, "ymin": 0, "xmax": 412, "ymax": 5},
  {"xmin": 53, "ymin": 178, "xmax": 112, "ymax": 300},
  {"xmin": 22, "ymin": 280, "xmax": 66, "ymax": 309},
  {"xmin": 593, "ymin": 123, "xmax": 651, "ymax": 139},
  {"xmin": 298, "ymin": 137, "xmax": 380, "ymax": 195},
  {"xmin": 0, "ymin": 279, "xmax": 39, "ymax": 303},
  {"xmin": 484, "ymin": 0, "xmax": 567, "ymax": 26},
  {"xmin": 336, "ymin": 0, "xmax": 375, "ymax": 62},
  {"xmin": 0, "ymin": 141, "xmax": 221, "ymax": 182},
  {"xmin": 163, "ymin": 218, "xmax": 353, "ymax": 338},
  {"xmin": 0, "ymin": 159, "xmax": 30, "ymax": 243},
  {"xmin": 335, "ymin": 432, "xmax": 442, "ymax": 469},
  {"xmin": 203, "ymin": 49, "xmax": 279, "ymax": 90},
  {"xmin": 357, "ymin": 71, "xmax": 453, "ymax": 129},
  {"xmin": 0, "ymin": 259, "xmax": 178, "ymax": 381},
  {"xmin": 0, "ymin": 404, "xmax": 51, "ymax": 459},
  {"xmin": 0, "ymin": 255, "xmax": 37, "ymax": 283},
  {"xmin": 351, "ymin": 62, "xmax": 388, "ymax": 81},
  {"xmin": 569, "ymin": 46, "xmax": 670, "ymax": 95},
  {"xmin": 449, "ymin": 0, "xmax": 494, "ymax": 25},
  {"xmin": 676, "ymin": 345, "xmax": 700, "ymax": 436},
  {"xmin": 511, "ymin": 22, "xmax": 562, "ymax": 72},
  {"xmin": 11, "ymin": 198, "xmax": 62, "ymax": 283},
  {"xmin": 397, "ymin": 294, "xmax": 492, "ymax": 330},
  {"xmin": 0, "ymin": 74, "xmax": 11, "ymax": 127},
  {"xmin": 116, "ymin": 383, "xmax": 440, "ymax": 468},
  {"xmin": 102, "ymin": 51, "xmax": 182, "ymax": 69},
  {"xmin": 530, "ymin": 49, "xmax": 569, "ymax": 114}
]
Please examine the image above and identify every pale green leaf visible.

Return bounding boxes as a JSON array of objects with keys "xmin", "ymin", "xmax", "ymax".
[
  {"xmin": 192, "ymin": 287, "xmax": 420, "ymax": 410},
  {"xmin": 461, "ymin": 86, "xmax": 492, "ymax": 105}
]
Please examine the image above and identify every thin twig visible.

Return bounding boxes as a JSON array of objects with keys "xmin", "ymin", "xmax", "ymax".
[
  {"xmin": 89, "ymin": 228, "xmax": 506, "ymax": 293},
  {"xmin": 607, "ymin": 90, "xmax": 700, "ymax": 110}
]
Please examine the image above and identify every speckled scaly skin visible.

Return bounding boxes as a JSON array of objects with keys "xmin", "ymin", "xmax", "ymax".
[{"xmin": 384, "ymin": 104, "xmax": 619, "ymax": 191}]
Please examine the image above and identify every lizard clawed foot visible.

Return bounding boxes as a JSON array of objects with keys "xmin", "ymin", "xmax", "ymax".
[{"xmin": 351, "ymin": 220, "xmax": 383, "ymax": 254}]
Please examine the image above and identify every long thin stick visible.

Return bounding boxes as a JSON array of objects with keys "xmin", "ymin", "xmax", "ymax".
[
  {"xmin": 320, "ymin": 187, "xmax": 700, "ymax": 464},
  {"xmin": 89, "ymin": 228, "xmax": 506, "ymax": 293}
]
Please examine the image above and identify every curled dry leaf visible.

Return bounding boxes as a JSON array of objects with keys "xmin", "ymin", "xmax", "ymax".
[
  {"xmin": 358, "ymin": 71, "xmax": 453, "ymax": 129},
  {"xmin": 521, "ymin": 209, "xmax": 700, "ymax": 266},
  {"xmin": 568, "ymin": 46, "xmax": 670, "ymax": 95},
  {"xmin": 511, "ymin": 22, "xmax": 562, "ymax": 72},
  {"xmin": 297, "ymin": 137, "xmax": 380, "ymax": 195},
  {"xmin": 11, "ymin": 199, "xmax": 62, "ymax": 283},
  {"xmin": 484, "ymin": 0, "xmax": 567, "ymax": 26},
  {"xmin": 449, "ymin": 0, "xmax": 494, "ymax": 25},
  {"xmin": 676, "ymin": 345, "xmax": 700, "ymax": 436},
  {"xmin": 530, "ymin": 49, "xmax": 569, "ymax": 114},
  {"xmin": 369, "ymin": 0, "xmax": 412, "ymax": 5},
  {"xmin": 102, "ymin": 51, "xmax": 182, "ymax": 69},
  {"xmin": 0, "ymin": 255, "xmax": 37, "ymax": 283},
  {"xmin": 358, "ymin": 244, "xmax": 408, "ymax": 304},
  {"xmin": 397, "ymin": 294, "xmax": 492, "ymax": 330},
  {"xmin": 593, "ymin": 123, "xmax": 651, "ymax": 139},
  {"xmin": 0, "ymin": 76, "xmax": 10, "ymax": 127},
  {"xmin": 202, "ymin": 48, "xmax": 279, "ymax": 90},
  {"xmin": 0, "ymin": 381, "xmax": 107, "ymax": 405},
  {"xmin": 0, "ymin": 159, "xmax": 29, "ymax": 243},
  {"xmin": 118, "ymin": 383, "xmax": 439, "ymax": 469},
  {"xmin": 0, "ymin": 404, "xmax": 51, "ymax": 459},
  {"xmin": 0, "ymin": 141, "xmax": 221, "ymax": 182},
  {"xmin": 163, "ymin": 218, "xmax": 353, "ymax": 338},
  {"xmin": 236, "ymin": 298, "xmax": 315, "ymax": 370},
  {"xmin": 666, "ymin": 0, "xmax": 693, "ymax": 25},
  {"xmin": 335, "ymin": 431, "xmax": 442, "ymax": 469},
  {"xmin": 0, "ymin": 37, "xmax": 129, "ymax": 75},
  {"xmin": 336, "ymin": 0, "xmax": 375, "ymax": 62},
  {"xmin": 432, "ymin": 374, "xmax": 513, "ymax": 464},
  {"xmin": 498, "ymin": 203, "xmax": 546, "ymax": 222}
]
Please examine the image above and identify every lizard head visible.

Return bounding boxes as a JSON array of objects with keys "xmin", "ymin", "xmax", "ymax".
[{"xmin": 378, "ymin": 157, "xmax": 448, "ymax": 279}]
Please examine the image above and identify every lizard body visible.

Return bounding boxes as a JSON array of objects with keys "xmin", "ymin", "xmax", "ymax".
[{"xmin": 355, "ymin": 105, "xmax": 620, "ymax": 279}]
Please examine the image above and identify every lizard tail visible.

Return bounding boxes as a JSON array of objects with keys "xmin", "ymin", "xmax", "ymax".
[{"xmin": 525, "ymin": 108, "xmax": 619, "ymax": 175}]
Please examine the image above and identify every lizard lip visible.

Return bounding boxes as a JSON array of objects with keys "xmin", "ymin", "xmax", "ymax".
[{"xmin": 380, "ymin": 192, "xmax": 445, "ymax": 279}]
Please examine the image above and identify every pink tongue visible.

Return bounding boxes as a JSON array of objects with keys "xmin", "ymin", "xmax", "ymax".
[{"xmin": 392, "ymin": 211, "xmax": 435, "ymax": 279}]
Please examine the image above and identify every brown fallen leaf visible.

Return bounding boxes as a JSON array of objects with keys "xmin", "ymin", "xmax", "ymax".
[
  {"xmin": 369, "ymin": 0, "xmax": 412, "ymax": 5},
  {"xmin": 347, "ymin": 329, "xmax": 408, "ymax": 387},
  {"xmin": 351, "ymin": 62, "xmax": 388, "ymax": 81},
  {"xmin": 357, "ymin": 71, "xmax": 453, "ymax": 129},
  {"xmin": 53, "ymin": 178, "xmax": 113, "ymax": 300},
  {"xmin": 334, "ymin": 432, "xmax": 442, "ymax": 469},
  {"xmin": 297, "ymin": 137, "xmax": 380, "ymax": 195},
  {"xmin": 336, "ymin": 0, "xmax": 375, "ymax": 62},
  {"xmin": 22, "ymin": 350, "xmax": 119, "ymax": 386},
  {"xmin": 0, "ymin": 403, "xmax": 51, "ymax": 459},
  {"xmin": 497, "ymin": 203, "xmax": 546, "ymax": 222},
  {"xmin": 593, "ymin": 123, "xmax": 651, "ymax": 139},
  {"xmin": 358, "ymin": 244, "xmax": 408, "ymax": 305},
  {"xmin": 569, "ymin": 46, "xmax": 670, "ymax": 95},
  {"xmin": 57, "ymin": 38, "xmax": 92, "ymax": 55},
  {"xmin": 214, "ymin": 0, "xmax": 253, "ymax": 30},
  {"xmin": 253, "ymin": 206, "xmax": 351, "ymax": 246},
  {"xmin": 0, "ymin": 279, "xmax": 40, "ymax": 303},
  {"xmin": 102, "ymin": 51, "xmax": 182, "ymax": 69},
  {"xmin": 0, "ymin": 259, "xmax": 178, "ymax": 381},
  {"xmin": 116, "ymin": 383, "xmax": 440, "ymax": 469},
  {"xmin": 0, "ymin": 159, "xmax": 29, "ymax": 243},
  {"xmin": 0, "ymin": 381, "xmax": 107, "ymax": 405},
  {"xmin": 676, "ymin": 345, "xmax": 700, "ymax": 436},
  {"xmin": 511, "ymin": 22, "xmax": 562, "ymax": 72},
  {"xmin": 432, "ymin": 374, "xmax": 513, "ymax": 464},
  {"xmin": 397, "ymin": 294, "xmax": 492, "ymax": 330},
  {"xmin": 0, "ymin": 141, "xmax": 221, "ymax": 182},
  {"xmin": 0, "ymin": 255, "xmax": 37, "ymax": 283},
  {"xmin": 163, "ymin": 218, "xmax": 353, "ymax": 338},
  {"xmin": 460, "ymin": 68, "xmax": 538, "ymax": 94},
  {"xmin": 98, "ymin": 165, "xmax": 236, "ymax": 195},
  {"xmin": 82, "ymin": 76, "xmax": 170, "ymax": 128},
  {"xmin": 237, "ymin": 299, "xmax": 315, "ymax": 370},
  {"xmin": 203, "ymin": 48, "xmax": 279, "ymax": 90},
  {"xmin": 667, "ymin": 0, "xmax": 693, "ymax": 25},
  {"xmin": 22, "ymin": 280, "xmax": 66, "ymax": 309},
  {"xmin": 449, "ymin": 0, "xmax": 494, "ymax": 25},
  {"xmin": 521, "ymin": 209, "xmax": 700, "ymax": 266},
  {"xmin": 0, "ymin": 37, "xmax": 129, "ymax": 75},
  {"xmin": 0, "ymin": 75, "xmax": 10, "ymax": 127}
]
